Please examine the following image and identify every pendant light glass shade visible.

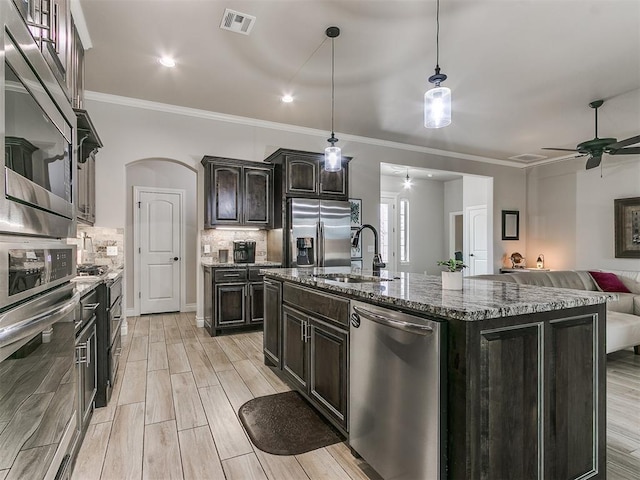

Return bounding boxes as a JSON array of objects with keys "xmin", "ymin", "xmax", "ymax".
[
  {"xmin": 325, "ymin": 144, "xmax": 342, "ymax": 172},
  {"xmin": 424, "ymin": 85, "xmax": 451, "ymax": 129}
]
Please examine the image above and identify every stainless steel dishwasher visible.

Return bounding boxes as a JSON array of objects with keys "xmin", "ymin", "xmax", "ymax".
[{"xmin": 349, "ymin": 301, "xmax": 444, "ymax": 480}]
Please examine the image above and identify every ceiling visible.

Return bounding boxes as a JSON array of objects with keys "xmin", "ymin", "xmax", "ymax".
[
  {"xmin": 380, "ymin": 163, "xmax": 461, "ymax": 182},
  {"xmin": 79, "ymin": 0, "xmax": 640, "ymax": 166}
]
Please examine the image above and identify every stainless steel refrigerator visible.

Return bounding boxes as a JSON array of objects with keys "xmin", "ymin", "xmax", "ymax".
[{"xmin": 287, "ymin": 198, "xmax": 351, "ymax": 267}]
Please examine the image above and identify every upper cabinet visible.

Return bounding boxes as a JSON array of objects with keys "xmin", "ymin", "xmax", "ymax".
[
  {"xmin": 75, "ymin": 109, "xmax": 103, "ymax": 225},
  {"xmin": 14, "ymin": 0, "xmax": 85, "ymax": 106},
  {"xmin": 202, "ymin": 156, "xmax": 274, "ymax": 229},
  {"xmin": 264, "ymin": 148, "xmax": 350, "ymax": 200}
]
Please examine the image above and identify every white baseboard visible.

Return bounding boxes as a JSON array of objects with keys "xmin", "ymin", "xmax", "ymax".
[
  {"xmin": 126, "ymin": 308, "xmax": 136, "ymax": 318},
  {"xmin": 195, "ymin": 315, "xmax": 204, "ymax": 328},
  {"xmin": 184, "ymin": 303, "xmax": 196, "ymax": 312},
  {"xmin": 121, "ymin": 322, "xmax": 128, "ymax": 336}
]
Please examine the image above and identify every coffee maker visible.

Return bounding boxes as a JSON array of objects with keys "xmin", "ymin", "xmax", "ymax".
[
  {"xmin": 295, "ymin": 237, "xmax": 315, "ymax": 266},
  {"xmin": 233, "ymin": 240, "xmax": 256, "ymax": 263}
]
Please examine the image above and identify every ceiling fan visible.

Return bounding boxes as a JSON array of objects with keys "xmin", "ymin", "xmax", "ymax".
[{"xmin": 543, "ymin": 99, "xmax": 640, "ymax": 170}]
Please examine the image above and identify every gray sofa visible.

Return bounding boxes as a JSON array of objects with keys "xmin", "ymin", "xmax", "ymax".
[{"xmin": 474, "ymin": 270, "xmax": 640, "ymax": 354}]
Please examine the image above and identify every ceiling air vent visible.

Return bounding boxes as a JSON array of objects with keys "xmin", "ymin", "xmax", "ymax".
[
  {"xmin": 220, "ymin": 8, "xmax": 256, "ymax": 35},
  {"xmin": 508, "ymin": 153, "xmax": 548, "ymax": 163}
]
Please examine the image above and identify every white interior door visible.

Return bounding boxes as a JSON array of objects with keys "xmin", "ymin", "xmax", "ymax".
[
  {"xmin": 138, "ymin": 189, "xmax": 182, "ymax": 314},
  {"xmin": 467, "ymin": 205, "xmax": 488, "ymax": 276}
]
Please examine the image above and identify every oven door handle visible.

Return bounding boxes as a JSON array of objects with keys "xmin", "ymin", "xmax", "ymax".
[{"xmin": 0, "ymin": 293, "xmax": 80, "ymax": 350}]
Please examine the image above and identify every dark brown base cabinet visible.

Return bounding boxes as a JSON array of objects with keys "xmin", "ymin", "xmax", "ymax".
[
  {"xmin": 264, "ymin": 277, "xmax": 606, "ymax": 480},
  {"xmin": 265, "ymin": 281, "xmax": 349, "ymax": 434},
  {"xmin": 203, "ymin": 266, "xmax": 264, "ymax": 336}
]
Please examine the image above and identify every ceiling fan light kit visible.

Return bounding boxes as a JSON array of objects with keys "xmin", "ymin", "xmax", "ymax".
[
  {"xmin": 424, "ymin": 0, "xmax": 451, "ymax": 129},
  {"xmin": 324, "ymin": 26, "xmax": 342, "ymax": 172},
  {"xmin": 543, "ymin": 99, "xmax": 640, "ymax": 170}
]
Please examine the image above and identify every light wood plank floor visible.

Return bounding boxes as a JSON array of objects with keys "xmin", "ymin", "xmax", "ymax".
[
  {"xmin": 72, "ymin": 313, "xmax": 378, "ymax": 480},
  {"xmin": 72, "ymin": 313, "xmax": 640, "ymax": 480}
]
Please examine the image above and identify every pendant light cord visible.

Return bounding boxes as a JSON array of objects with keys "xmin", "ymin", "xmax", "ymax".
[
  {"xmin": 331, "ymin": 36, "xmax": 335, "ymax": 136},
  {"xmin": 436, "ymin": 0, "xmax": 440, "ymax": 69}
]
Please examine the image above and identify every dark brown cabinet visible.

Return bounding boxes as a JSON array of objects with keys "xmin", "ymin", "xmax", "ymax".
[
  {"xmin": 276, "ymin": 283, "xmax": 349, "ymax": 432},
  {"xmin": 202, "ymin": 156, "xmax": 273, "ymax": 228},
  {"xmin": 74, "ymin": 109, "xmax": 102, "ymax": 225},
  {"xmin": 448, "ymin": 304, "xmax": 606, "ymax": 480},
  {"xmin": 203, "ymin": 266, "xmax": 266, "ymax": 336},
  {"xmin": 263, "ymin": 278, "xmax": 282, "ymax": 367},
  {"xmin": 264, "ymin": 148, "xmax": 350, "ymax": 201}
]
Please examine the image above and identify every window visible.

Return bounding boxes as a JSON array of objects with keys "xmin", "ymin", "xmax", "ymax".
[
  {"xmin": 399, "ymin": 198, "xmax": 409, "ymax": 263},
  {"xmin": 379, "ymin": 203, "xmax": 389, "ymax": 264}
]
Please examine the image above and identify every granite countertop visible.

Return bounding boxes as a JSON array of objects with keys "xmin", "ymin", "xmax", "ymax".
[
  {"xmin": 201, "ymin": 258, "xmax": 282, "ymax": 268},
  {"xmin": 261, "ymin": 267, "xmax": 614, "ymax": 321},
  {"xmin": 71, "ymin": 266, "xmax": 124, "ymax": 295}
]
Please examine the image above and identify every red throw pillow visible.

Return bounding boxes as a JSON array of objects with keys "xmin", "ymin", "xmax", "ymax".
[{"xmin": 588, "ymin": 271, "xmax": 632, "ymax": 293}]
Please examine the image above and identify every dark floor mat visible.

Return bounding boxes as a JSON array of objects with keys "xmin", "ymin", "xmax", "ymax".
[{"xmin": 238, "ymin": 390, "xmax": 344, "ymax": 455}]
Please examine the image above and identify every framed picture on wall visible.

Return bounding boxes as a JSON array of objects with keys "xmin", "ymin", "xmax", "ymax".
[
  {"xmin": 350, "ymin": 227, "xmax": 362, "ymax": 259},
  {"xmin": 615, "ymin": 197, "xmax": 640, "ymax": 258},
  {"xmin": 349, "ymin": 198, "xmax": 362, "ymax": 227},
  {"xmin": 501, "ymin": 210, "xmax": 519, "ymax": 240}
]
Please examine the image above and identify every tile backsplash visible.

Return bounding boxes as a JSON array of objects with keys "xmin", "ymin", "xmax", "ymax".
[
  {"xmin": 201, "ymin": 229, "xmax": 267, "ymax": 262},
  {"xmin": 68, "ymin": 225, "xmax": 125, "ymax": 267}
]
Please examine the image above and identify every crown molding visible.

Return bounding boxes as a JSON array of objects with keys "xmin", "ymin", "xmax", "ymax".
[
  {"xmin": 70, "ymin": 0, "xmax": 92, "ymax": 49},
  {"xmin": 85, "ymin": 90, "xmax": 524, "ymax": 169}
]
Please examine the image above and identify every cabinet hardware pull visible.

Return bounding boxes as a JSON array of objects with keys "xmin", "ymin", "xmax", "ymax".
[
  {"xmin": 83, "ymin": 303, "xmax": 100, "ymax": 311},
  {"xmin": 224, "ymin": 273, "xmax": 241, "ymax": 277},
  {"xmin": 301, "ymin": 320, "xmax": 306, "ymax": 343}
]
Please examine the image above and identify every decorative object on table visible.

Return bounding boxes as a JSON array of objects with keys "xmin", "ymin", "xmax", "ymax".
[
  {"xmin": 350, "ymin": 227, "xmax": 362, "ymax": 259},
  {"xmin": 424, "ymin": 0, "xmax": 452, "ymax": 129},
  {"xmin": 349, "ymin": 198, "xmax": 362, "ymax": 227},
  {"xmin": 238, "ymin": 391, "xmax": 343, "ymax": 455},
  {"xmin": 536, "ymin": 254, "xmax": 545, "ymax": 269},
  {"xmin": 437, "ymin": 258, "xmax": 466, "ymax": 290},
  {"xmin": 501, "ymin": 210, "xmax": 519, "ymax": 240},
  {"xmin": 615, "ymin": 197, "xmax": 640, "ymax": 258},
  {"xmin": 324, "ymin": 26, "xmax": 342, "ymax": 172},
  {"xmin": 509, "ymin": 252, "xmax": 526, "ymax": 268}
]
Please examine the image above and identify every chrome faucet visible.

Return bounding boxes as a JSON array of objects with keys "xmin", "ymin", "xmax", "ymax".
[{"xmin": 351, "ymin": 224, "xmax": 386, "ymax": 274}]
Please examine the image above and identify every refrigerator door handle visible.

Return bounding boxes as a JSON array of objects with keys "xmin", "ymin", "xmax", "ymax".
[{"xmin": 318, "ymin": 221, "xmax": 325, "ymax": 267}]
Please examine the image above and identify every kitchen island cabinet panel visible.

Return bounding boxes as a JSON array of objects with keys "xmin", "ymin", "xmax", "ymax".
[
  {"xmin": 282, "ymin": 305, "xmax": 307, "ymax": 391},
  {"xmin": 263, "ymin": 279, "xmax": 282, "ymax": 366}
]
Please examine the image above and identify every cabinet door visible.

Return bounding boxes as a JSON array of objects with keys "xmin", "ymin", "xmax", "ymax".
[
  {"xmin": 308, "ymin": 318, "xmax": 348, "ymax": 428},
  {"xmin": 244, "ymin": 168, "xmax": 271, "ymax": 226},
  {"xmin": 285, "ymin": 157, "xmax": 317, "ymax": 195},
  {"xmin": 282, "ymin": 305, "xmax": 307, "ymax": 390},
  {"xmin": 248, "ymin": 282, "xmax": 264, "ymax": 324},
  {"xmin": 215, "ymin": 284, "xmax": 246, "ymax": 326},
  {"xmin": 263, "ymin": 279, "xmax": 282, "ymax": 366},
  {"xmin": 318, "ymin": 162, "xmax": 348, "ymax": 198},
  {"xmin": 84, "ymin": 323, "xmax": 97, "ymax": 417},
  {"xmin": 211, "ymin": 165, "xmax": 242, "ymax": 225}
]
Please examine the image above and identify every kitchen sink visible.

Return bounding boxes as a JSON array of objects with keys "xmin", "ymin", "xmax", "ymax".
[{"xmin": 314, "ymin": 273, "xmax": 392, "ymax": 283}]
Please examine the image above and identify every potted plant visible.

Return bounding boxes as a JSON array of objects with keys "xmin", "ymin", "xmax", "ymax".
[{"xmin": 437, "ymin": 258, "xmax": 467, "ymax": 290}]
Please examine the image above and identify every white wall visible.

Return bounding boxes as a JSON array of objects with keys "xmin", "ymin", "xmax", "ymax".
[
  {"xmin": 527, "ymin": 155, "xmax": 640, "ymax": 271},
  {"xmin": 86, "ymin": 95, "xmax": 528, "ymax": 319},
  {"xmin": 444, "ymin": 179, "xmax": 463, "ymax": 257}
]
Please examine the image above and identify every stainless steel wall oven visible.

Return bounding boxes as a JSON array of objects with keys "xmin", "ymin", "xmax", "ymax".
[
  {"xmin": 0, "ymin": 240, "xmax": 78, "ymax": 479},
  {"xmin": 2, "ymin": 0, "xmax": 76, "ymax": 239}
]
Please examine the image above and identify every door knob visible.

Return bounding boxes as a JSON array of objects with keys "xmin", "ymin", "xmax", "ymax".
[
  {"xmin": 470, "ymin": 254, "xmax": 475, "ymax": 257},
  {"xmin": 172, "ymin": 257, "xmax": 179, "ymax": 261}
]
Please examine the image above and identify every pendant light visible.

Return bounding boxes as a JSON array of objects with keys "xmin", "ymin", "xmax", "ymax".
[
  {"xmin": 403, "ymin": 169, "xmax": 412, "ymax": 189},
  {"xmin": 424, "ymin": 0, "xmax": 451, "ymax": 129},
  {"xmin": 324, "ymin": 26, "xmax": 341, "ymax": 172}
]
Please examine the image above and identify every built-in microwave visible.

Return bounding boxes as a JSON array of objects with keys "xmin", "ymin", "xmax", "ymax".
[{"xmin": 1, "ymin": 0, "xmax": 77, "ymax": 238}]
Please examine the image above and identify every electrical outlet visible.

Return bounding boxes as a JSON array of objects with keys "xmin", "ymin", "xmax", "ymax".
[
  {"xmin": 106, "ymin": 246, "xmax": 118, "ymax": 256},
  {"xmin": 203, "ymin": 244, "xmax": 211, "ymax": 254},
  {"xmin": 367, "ymin": 245, "xmax": 375, "ymax": 253}
]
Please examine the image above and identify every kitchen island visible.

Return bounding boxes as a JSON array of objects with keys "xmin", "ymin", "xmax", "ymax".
[{"xmin": 262, "ymin": 267, "xmax": 612, "ymax": 480}]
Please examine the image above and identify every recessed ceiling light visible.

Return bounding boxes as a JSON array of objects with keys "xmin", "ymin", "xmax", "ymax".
[
  {"xmin": 427, "ymin": 173, "xmax": 433, "ymax": 177},
  {"xmin": 281, "ymin": 94, "xmax": 293, "ymax": 103},
  {"xmin": 159, "ymin": 56, "xmax": 176, "ymax": 68}
]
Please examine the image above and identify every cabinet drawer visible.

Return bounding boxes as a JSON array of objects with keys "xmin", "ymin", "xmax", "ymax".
[
  {"xmin": 214, "ymin": 269, "xmax": 247, "ymax": 282},
  {"xmin": 249, "ymin": 268, "xmax": 266, "ymax": 282},
  {"xmin": 283, "ymin": 283, "xmax": 349, "ymax": 327}
]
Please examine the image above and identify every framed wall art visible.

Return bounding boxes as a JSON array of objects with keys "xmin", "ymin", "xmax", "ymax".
[
  {"xmin": 615, "ymin": 197, "xmax": 640, "ymax": 258},
  {"xmin": 501, "ymin": 210, "xmax": 519, "ymax": 240},
  {"xmin": 349, "ymin": 198, "xmax": 362, "ymax": 227},
  {"xmin": 350, "ymin": 227, "xmax": 362, "ymax": 259}
]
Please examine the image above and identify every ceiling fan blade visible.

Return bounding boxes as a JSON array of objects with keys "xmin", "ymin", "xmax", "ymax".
[
  {"xmin": 607, "ymin": 134, "xmax": 640, "ymax": 150},
  {"xmin": 609, "ymin": 147, "xmax": 640, "ymax": 155},
  {"xmin": 541, "ymin": 147, "xmax": 579, "ymax": 152},
  {"xmin": 585, "ymin": 154, "xmax": 602, "ymax": 170}
]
